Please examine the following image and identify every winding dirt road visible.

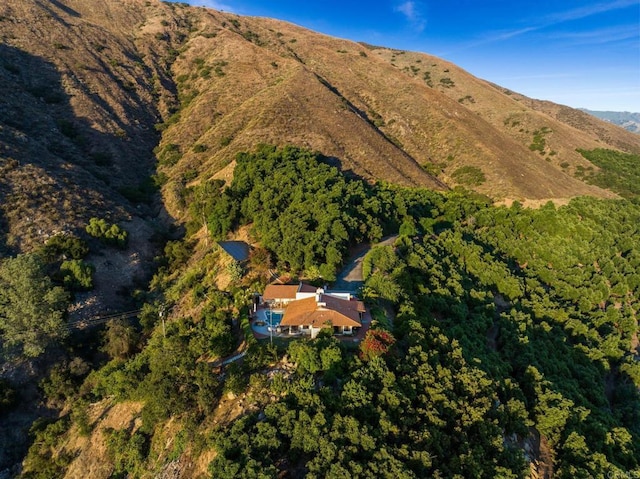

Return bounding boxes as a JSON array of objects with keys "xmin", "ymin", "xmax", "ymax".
[{"xmin": 333, "ymin": 235, "xmax": 398, "ymax": 291}]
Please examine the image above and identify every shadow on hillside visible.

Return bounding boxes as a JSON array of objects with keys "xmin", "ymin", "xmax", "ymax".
[
  {"xmin": 0, "ymin": 209, "xmax": 9, "ymax": 256},
  {"xmin": 320, "ymin": 155, "xmax": 363, "ymax": 182},
  {"xmin": 35, "ymin": 0, "xmax": 80, "ymax": 24},
  {"xmin": 0, "ymin": 42, "xmax": 173, "ymax": 238},
  {"xmin": 0, "ymin": 43, "xmax": 176, "ymax": 471}
]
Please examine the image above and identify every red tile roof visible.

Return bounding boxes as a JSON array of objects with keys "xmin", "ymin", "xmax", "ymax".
[
  {"xmin": 263, "ymin": 284, "xmax": 300, "ymax": 300},
  {"xmin": 280, "ymin": 294, "xmax": 364, "ymax": 328},
  {"xmin": 298, "ymin": 283, "xmax": 318, "ymax": 293}
]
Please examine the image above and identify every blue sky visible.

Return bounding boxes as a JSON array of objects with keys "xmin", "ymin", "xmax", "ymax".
[{"xmin": 177, "ymin": 1, "xmax": 640, "ymax": 111}]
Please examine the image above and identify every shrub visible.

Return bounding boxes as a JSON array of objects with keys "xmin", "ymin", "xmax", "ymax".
[
  {"xmin": 226, "ymin": 260, "xmax": 243, "ymax": 282},
  {"xmin": 85, "ymin": 218, "xmax": 128, "ymax": 248},
  {"xmin": 104, "ymin": 428, "xmax": 149, "ymax": 477},
  {"xmin": 439, "ymin": 77, "xmax": 455, "ymax": 88},
  {"xmin": 529, "ymin": 127, "xmax": 551, "ymax": 152},
  {"xmin": 155, "ymin": 143, "xmax": 182, "ymax": 166},
  {"xmin": 102, "ymin": 319, "xmax": 139, "ymax": 359},
  {"xmin": 359, "ymin": 329, "xmax": 395, "ymax": 361},
  {"xmin": 0, "ymin": 378, "xmax": 17, "ymax": 414},
  {"xmin": 57, "ymin": 119, "xmax": 78, "ymax": 139},
  {"xmin": 164, "ymin": 240, "xmax": 192, "ymax": 270},
  {"xmin": 40, "ymin": 234, "xmax": 89, "ymax": 262},
  {"xmin": 119, "ymin": 177, "xmax": 159, "ymax": 204},
  {"xmin": 192, "ymin": 143, "xmax": 208, "ymax": 153},
  {"xmin": 423, "ymin": 71, "xmax": 433, "ymax": 87},
  {"xmin": 60, "ymin": 259, "xmax": 94, "ymax": 291},
  {"xmin": 22, "ymin": 417, "xmax": 72, "ymax": 478},
  {"xmin": 451, "ymin": 165, "xmax": 486, "ymax": 187},
  {"xmin": 90, "ymin": 151, "xmax": 112, "ymax": 166}
]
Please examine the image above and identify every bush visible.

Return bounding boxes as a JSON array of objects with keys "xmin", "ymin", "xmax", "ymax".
[
  {"xmin": 60, "ymin": 259, "xmax": 94, "ymax": 291},
  {"xmin": 359, "ymin": 329, "xmax": 395, "ymax": 361},
  {"xmin": 226, "ymin": 260, "xmax": 243, "ymax": 282},
  {"xmin": 85, "ymin": 218, "xmax": 128, "ymax": 248},
  {"xmin": 119, "ymin": 177, "xmax": 159, "ymax": 204},
  {"xmin": 155, "ymin": 142, "xmax": 182, "ymax": 165},
  {"xmin": 22, "ymin": 417, "xmax": 72, "ymax": 478},
  {"xmin": 102, "ymin": 319, "xmax": 139, "ymax": 359},
  {"xmin": 0, "ymin": 378, "xmax": 17, "ymax": 414},
  {"xmin": 529, "ymin": 127, "xmax": 551, "ymax": 152},
  {"xmin": 439, "ymin": 77, "xmax": 455, "ymax": 88},
  {"xmin": 192, "ymin": 143, "xmax": 208, "ymax": 153},
  {"xmin": 40, "ymin": 234, "xmax": 89, "ymax": 262},
  {"xmin": 451, "ymin": 165, "xmax": 486, "ymax": 187},
  {"xmin": 104, "ymin": 428, "xmax": 149, "ymax": 477}
]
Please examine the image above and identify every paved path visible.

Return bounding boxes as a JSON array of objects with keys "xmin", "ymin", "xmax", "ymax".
[{"xmin": 333, "ymin": 235, "xmax": 398, "ymax": 292}]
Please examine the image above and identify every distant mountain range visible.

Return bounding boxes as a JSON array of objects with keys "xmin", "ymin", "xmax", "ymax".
[{"xmin": 581, "ymin": 109, "xmax": 640, "ymax": 134}]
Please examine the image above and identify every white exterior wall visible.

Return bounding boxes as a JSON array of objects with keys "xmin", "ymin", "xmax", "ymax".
[
  {"xmin": 295, "ymin": 291, "xmax": 352, "ymax": 301},
  {"xmin": 295, "ymin": 292, "xmax": 316, "ymax": 300},
  {"xmin": 310, "ymin": 326, "xmax": 322, "ymax": 339}
]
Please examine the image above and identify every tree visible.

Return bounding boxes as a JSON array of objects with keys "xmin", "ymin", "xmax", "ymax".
[
  {"xmin": 60, "ymin": 259, "xmax": 94, "ymax": 291},
  {"xmin": 226, "ymin": 260, "xmax": 244, "ymax": 282},
  {"xmin": 359, "ymin": 329, "xmax": 395, "ymax": 361},
  {"xmin": 0, "ymin": 254, "xmax": 69, "ymax": 357},
  {"xmin": 102, "ymin": 319, "xmax": 139, "ymax": 359}
]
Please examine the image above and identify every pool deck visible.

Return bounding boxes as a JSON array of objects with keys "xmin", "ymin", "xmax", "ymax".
[
  {"xmin": 251, "ymin": 308, "xmax": 285, "ymax": 337},
  {"xmin": 250, "ymin": 306, "xmax": 372, "ymax": 343}
]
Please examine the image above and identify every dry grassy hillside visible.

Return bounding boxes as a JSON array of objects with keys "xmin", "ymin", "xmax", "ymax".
[
  {"xmin": 2, "ymin": 0, "xmax": 639, "ymax": 245},
  {"xmin": 0, "ymin": 0, "xmax": 175, "ymax": 250},
  {"xmin": 154, "ymin": 9, "xmax": 640, "ymax": 217},
  {"xmin": 3, "ymin": 1, "xmax": 640, "ymax": 475}
]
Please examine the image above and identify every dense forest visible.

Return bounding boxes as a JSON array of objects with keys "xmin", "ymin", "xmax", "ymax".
[{"xmin": 1, "ymin": 146, "xmax": 639, "ymax": 478}]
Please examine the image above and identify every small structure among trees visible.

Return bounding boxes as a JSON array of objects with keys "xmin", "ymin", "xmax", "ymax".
[
  {"xmin": 217, "ymin": 241, "xmax": 250, "ymax": 263},
  {"xmin": 259, "ymin": 283, "xmax": 366, "ymax": 338}
]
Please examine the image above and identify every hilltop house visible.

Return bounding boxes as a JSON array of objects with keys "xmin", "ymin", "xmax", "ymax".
[
  {"xmin": 262, "ymin": 282, "xmax": 317, "ymax": 307},
  {"xmin": 261, "ymin": 283, "xmax": 366, "ymax": 338}
]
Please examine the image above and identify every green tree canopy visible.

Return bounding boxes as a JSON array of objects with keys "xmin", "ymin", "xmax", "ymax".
[{"xmin": 0, "ymin": 254, "xmax": 69, "ymax": 357}]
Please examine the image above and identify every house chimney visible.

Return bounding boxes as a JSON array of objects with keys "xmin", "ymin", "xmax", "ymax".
[{"xmin": 315, "ymin": 287, "xmax": 324, "ymax": 303}]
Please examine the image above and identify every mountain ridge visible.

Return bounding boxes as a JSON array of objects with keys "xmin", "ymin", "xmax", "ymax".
[
  {"xmin": 581, "ymin": 109, "xmax": 640, "ymax": 134},
  {"xmin": 1, "ymin": 0, "xmax": 639, "ymax": 251},
  {"xmin": 1, "ymin": 1, "xmax": 640, "ymax": 476}
]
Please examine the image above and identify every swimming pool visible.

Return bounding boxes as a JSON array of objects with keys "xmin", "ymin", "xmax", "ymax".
[{"xmin": 267, "ymin": 310, "xmax": 283, "ymax": 327}]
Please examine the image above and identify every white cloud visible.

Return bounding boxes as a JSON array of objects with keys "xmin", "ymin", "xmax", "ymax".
[
  {"xmin": 545, "ymin": 0, "xmax": 639, "ymax": 23},
  {"xmin": 550, "ymin": 25, "xmax": 639, "ymax": 45},
  {"xmin": 394, "ymin": 1, "xmax": 426, "ymax": 32},
  {"xmin": 396, "ymin": 1, "xmax": 416, "ymax": 19},
  {"xmin": 443, "ymin": 0, "xmax": 638, "ymax": 54}
]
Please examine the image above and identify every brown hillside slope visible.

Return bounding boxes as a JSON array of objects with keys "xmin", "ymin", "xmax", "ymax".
[
  {"xmin": 0, "ymin": 0, "xmax": 182, "ymax": 250},
  {"xmin": 373, "ymin": 49, "xmax": 640, "ymax": 188},
  {"xmin": 152, "ymin": 8, "xmax": 640, "ymax": 218},
  {"xmin": 2, "ymin": 0, "xmax": 640, "ymax": 243}
]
